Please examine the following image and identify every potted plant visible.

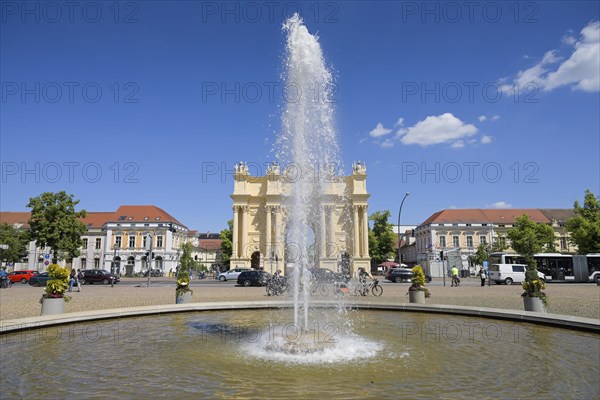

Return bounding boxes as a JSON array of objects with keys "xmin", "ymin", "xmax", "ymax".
[
  {"xmin": 521, "ymin": 272, "xmax": 548, "ymax": 312},
  {"xmin": 176, "ymin": 243, "xmax": 194, "ymax": 304},
  {"xmin": 40, "ymin": 263, "xmax": 71, "ymax": 315},
  {"xmin": 507, "ymin": 215, "xmax": 554, "ymax": 313},
  {"xmin": 408, "ymin": 265, "xmax": 430, "ymax": 304}
]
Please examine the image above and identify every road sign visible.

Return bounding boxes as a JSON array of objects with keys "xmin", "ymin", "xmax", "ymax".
[
  {"xmin": 44, "ymin": 261, "xmax": 49, "ymax": 266},
  {"xmin": 483, "ymin": 261, "xmax": 488, "ymax": 268},
  {"xmin": 45, "ymin": 254, "xmax": 50, "ymax": 259}
]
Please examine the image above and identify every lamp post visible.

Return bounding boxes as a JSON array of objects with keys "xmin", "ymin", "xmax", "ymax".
[{"xmin": 397, "ymin": 192, "xmax": 410, "ymax": 266}]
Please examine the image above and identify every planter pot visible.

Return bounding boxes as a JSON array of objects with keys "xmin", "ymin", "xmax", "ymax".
[
  {"xmin": 523, "ymin": 296, "xmax": 546, "ymax": 313},
  {"xmin": 176, "ymin": 291, "xmax": 193, "ymax": 304},
  {"xmin": 41, "ymin": 297, "xmax": 65, "ymax": 315},
  {"xmin": 408, "ymin": 290, "xmax": 426, "ymax": 304}
]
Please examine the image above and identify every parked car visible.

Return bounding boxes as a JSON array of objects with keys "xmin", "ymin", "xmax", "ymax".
[
  {"xmin": 28, "ymin": 272, "xmax": 51, "ymax": 287},
  {"xmin": 218, "ymin": 268, "xmax": 250, "ymax": 282},
  {"xmin": 385, "ymin": 268, "xmax": 432, "ymax": 283},
  {"xmin": 7, "ymin": 270, "xmax": 39, "ymax": 284},
  {"xmin": 489, "ymin": 264, "xmax": 545, "ymax": 285},
  {"xmin": 237, "ymin": 270, "xmax": 270, "ymax": 287},
  {"xmin": 80, "ymin": 269, "xmax": 120, "ymax": 285},
  {"xmin": 308, "ymin": 268, "xmax": 350, "ymax": 284},
  {"xmin": 143, "ymin": 269, "xmax": 163, "ymax": 277}
]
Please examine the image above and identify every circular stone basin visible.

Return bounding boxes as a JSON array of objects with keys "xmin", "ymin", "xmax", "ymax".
[{"xmin": 1, "ymin": 309, "xmax": 598, "ymax": 399}]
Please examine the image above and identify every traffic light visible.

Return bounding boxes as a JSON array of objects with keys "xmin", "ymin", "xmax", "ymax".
[
  {"xmin": 440, "ymin": 251, "xmax": 444, "ymax": 260},
  {"xmin": 194, "ymin": 255, "xmax": 198, "ymax": 261},
  {"xmin": 152, "ymin": 252, "xmax": 155, "ymax": 259},
  {"xmin": 145, "ymin": 251, "xmax": 149, "ymax": 258}
]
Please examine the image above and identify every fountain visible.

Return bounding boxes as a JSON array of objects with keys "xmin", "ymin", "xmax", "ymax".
[
  {"xmin": 268, "ymin": 13, "xmax": 343, "ymax": 353},
  {"xmin": 0, "ymin": 14, "xmax": 598, "ymax": 400}
]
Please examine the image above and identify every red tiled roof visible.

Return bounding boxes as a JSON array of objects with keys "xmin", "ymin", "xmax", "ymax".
[
  {"xmin": 199, "ymin": 239, "xmax": 222, "ymax": 250},
  {"xmin": 1, "ymin": 205, "xmax": 187, "ymax": 229},
  {"xmin": 81, "ymin": 212, "xmax": 116, "ymax": 228},
  {"xmin": 419, "ymin": 208, "xmax": 553, "ymax": 227},
  {"xmin": 111, "ymin": 205, "xmax": 185, "ymax": 226},
  {"xmin": 0, "ymin": 212, "xmax": 32, "ymax": 228},
  {"xmin": 0, "ymin": 211, "xmax": 116, "ymax": 229}
]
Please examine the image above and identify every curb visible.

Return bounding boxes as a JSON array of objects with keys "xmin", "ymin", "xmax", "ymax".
[{"xmin": 1, "ymin": 301, "xmax": 598, "ymax": 335}]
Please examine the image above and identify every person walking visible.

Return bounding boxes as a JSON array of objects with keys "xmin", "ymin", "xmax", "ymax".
[
  {"xmin": 478, "ymin": 267, "xmax": 486, "ymax": 287},
  {"xmin": 76, "ymin": 269, "xmax": 83, "ymax": 292},
  {"xmin": 68, "ymin": 268, "xmax": 76, "ymax": 292},
  {"xmin": 451, "ymin": 265, "xmax": 460, "ymax": 287}
]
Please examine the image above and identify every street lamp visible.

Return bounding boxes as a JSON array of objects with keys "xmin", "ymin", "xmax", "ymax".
[{"xmin": 397, "ymin": 192, "xmax": 410, "ymax": 266}]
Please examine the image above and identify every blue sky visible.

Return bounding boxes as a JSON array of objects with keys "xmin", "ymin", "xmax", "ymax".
[{"xmin": 1, "ymin": 1, "xmax": 599, "ymax": 232}]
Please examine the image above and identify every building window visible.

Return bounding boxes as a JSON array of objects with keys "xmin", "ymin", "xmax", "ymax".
[
  {"xmin": 94, "ymin": 258, "xmax": 100, "ymax": 268},
  {"xmin": 95, "ymin": 238, "xmax": 102, "ymax": 250},
  {"xmin": 452, "ymin": 236, "xmax": 459, "ymax": 248},
  {"xmin": 156, "ymin": 236, "xmax": 163, "ymax": 248},
  {"xmin": 497, "ymin": 237, "xmax": 507, "ymax": 248},
  {"xmin": 466, "ymin": 236, "xmax": 473, "ymax": 247},
  {"xmin": 480, "ymin": 236, "xmax": 487, "ymax": 245},
  {"xmin": 129, "ymin": 236, "xmax": 136, "ymax": 249},
  {"xmin": 560, "ymin": 237, "xmax": 567, "ymax": 250},
  {"xmin": 82, "ymin": 238, "xmax": 88, "ymax": 249},
  {"xmin": 143, "ymin": 236, "xmax": 147, "ymax": 249},
  {"xmin": 115, "ymin": 236, "xmax": 122, "ymax": 249},
  {"xmin": 439, "ymin": 236, "xmax": 446, "ymax": 248},
  {"xmin": 81, "ymin": 258, "xmax": 86, "ymax": 269}
]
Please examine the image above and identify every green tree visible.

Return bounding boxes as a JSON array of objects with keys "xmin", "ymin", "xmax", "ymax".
[
  {"xmin": 0, "ymin": 223, "xmax": 30, "ymax": 267},
  {"xmin": 368, "ymin": 210, "xmax": 396, "ymax": 265},
  {"xmin": 565, "ymin": 190, "xmax": 600, "ymax": 254},
  {"xmin": 27, "ymin": 191, "xmax": 87, "ymax": 263},
  {"xmin": 507, "ymin": 215, "xmax": 555, "ymax": 305},
  {"xmin": 470, "ymin": 243, "xmax": 489, "ymax": 267},
  {"xmin": 507, "ymin": 215, "xmax": 556, "ymax": 267},
  {"xmin": 219, "ymin": 219, "xmax": 233, "ymax": 268},
  {"xmin": 470, "ymin": 238, "xmax": 508, "ymax": 267}
]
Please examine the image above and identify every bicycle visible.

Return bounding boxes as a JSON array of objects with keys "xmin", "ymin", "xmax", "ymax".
[
  {"xmin": 0, "ymin": 277, "xmax": 12, "ymax": 289},
  {"xmin": 354, "ymin": 279, "xmax": 383, "ymax": 297},
  {"xmin": 266, "ymin": 276, "xmax": 289, "ymax": 296},
  {"xmin": 451, "ymin": 276, "xmax": 461, "ymax": 287}
]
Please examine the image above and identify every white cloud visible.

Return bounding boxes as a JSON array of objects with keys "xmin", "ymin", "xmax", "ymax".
[
  {"xmin": 395, "ymin": 113, "xmax": 478, "ymax": 146},
  {"xmin": 369, "ymin": 122, "xmax": 392, "ymax": 138},
  {"xmin": 451, "ymin": 141, "xmax": 465, "ymax": 148},
  {"xmin": 380, "ymin": 138, "xmax": 394, "ymax": 148},
  {"xmin": 394, "ymin": 117, "xmax": 405, "ymax": 127},
  {"xmin": 544, "ymin": 21, "xmax": 600, "ymax": 92},
  {"xmin": 487, "ymin": 201, "xmax": 512, "ymax": 209},
  {"xmin": 481, "ymin": 135, "xmax": 493, "ymax": 144},
  {"xmin": 502, "ymin": 21, "xmax": 600, "ymax": 93},
  {"xmin": 479, "ymin": 115, "xmax": 500, "ymax": 123}
]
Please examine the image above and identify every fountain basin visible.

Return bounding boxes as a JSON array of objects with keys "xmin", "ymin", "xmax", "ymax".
[{"xmin": 1, "ymin": 303, "xmax": 598, "ymax": 399}]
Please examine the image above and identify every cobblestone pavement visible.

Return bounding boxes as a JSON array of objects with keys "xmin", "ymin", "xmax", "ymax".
[{"xmin": 1, "ymin": 278, "xmax": 599, "ymax": 321}]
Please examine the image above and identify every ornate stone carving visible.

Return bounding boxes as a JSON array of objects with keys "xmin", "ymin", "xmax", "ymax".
[
  {"xmin": 234, "ymin": 161, "xmax": 249, "ymax": 175},
  {"xmin": 266, "ymin": 162, "xmax": 280, "ymax": 175},
  {"xmin": 352, "ymin": 160, "xmax": 366, "ymax": 174}
]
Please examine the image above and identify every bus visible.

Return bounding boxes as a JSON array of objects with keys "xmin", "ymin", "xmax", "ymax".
[{"xmin": 489, "ymin": 253, "xmax": 600, "ymax": 283}]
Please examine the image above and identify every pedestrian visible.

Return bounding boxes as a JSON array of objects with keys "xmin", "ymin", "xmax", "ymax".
[
  {"xmin": 451, "ymin": 265, "xmax": 460, "ymax": 287},
  {"xmin": 68, "ymin": 268, "xmax": 76, "ymax": 292},
  {"xmin": 76, "ymin": 269, "xmax": 83, "ymax": 292},
  {"xmin": 478, "ymin": 267, "xmax": 486, "ymax": 287},
  {"xmin": 169, "ymin": 268, "xmax": 173, "ymax": 278}
]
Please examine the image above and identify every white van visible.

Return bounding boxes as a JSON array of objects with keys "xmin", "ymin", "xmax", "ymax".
[{"xmin": 489, "ymin": 264, "xmax": 545, "ymax": 285}]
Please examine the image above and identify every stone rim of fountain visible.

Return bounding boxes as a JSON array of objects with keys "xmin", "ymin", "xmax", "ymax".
[{"xmin": 1, "ymin": 301, "xmax": 598, "ymax": 335}]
